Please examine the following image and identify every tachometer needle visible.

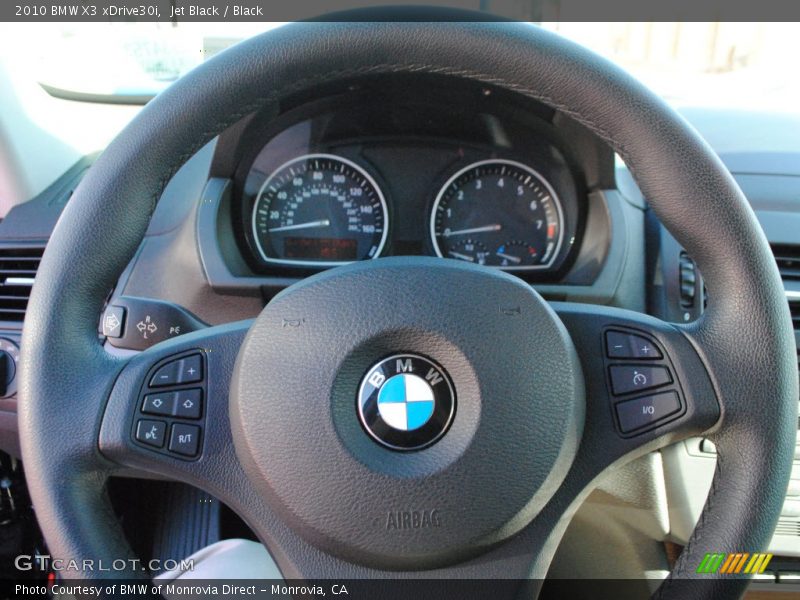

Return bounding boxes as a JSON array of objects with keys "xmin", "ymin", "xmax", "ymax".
[
  {"xmin": 443, "ymin": 224, "xmax": 502, "ymax": 237},
  {"xmin": 495, "ymin": 252, "xmax": 522, "ymax": 264},
  {"xmin": 269, "ymin": 219, "xmax": 331, "ymax": 233},
  {"xmin": 448, "ymin": 251, "xmax": 475, "ymax": 262}
]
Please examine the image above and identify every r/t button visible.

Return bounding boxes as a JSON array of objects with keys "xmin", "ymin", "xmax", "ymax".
[{"xmin": 169, "ymin": 424, "xmax": 200, "ymax": 457}]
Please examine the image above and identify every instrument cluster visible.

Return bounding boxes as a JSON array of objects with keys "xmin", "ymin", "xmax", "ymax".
[{"xmin": 234, "ymin": 86, "xmax": 588, "ymax": 280}]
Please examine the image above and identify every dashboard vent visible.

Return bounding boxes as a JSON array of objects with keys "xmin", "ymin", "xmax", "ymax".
[
  {"xmin": 775, "ymin": 518, "xmax": 800, "ymax": 537},
  {"xmin": 772, "ymin": 244, "xmax": 800, "ymax": 281},
  {"xmin": 777, "ymin": 245, "xmax": 800, "ymax": 432},
  {"xmin": 0, "ymin": 246, "xmax": 44, "ymax": 322},
  {"xmin": 797, "ymin": 349, "xmax": 800, "ymax": 430},
  {"xmin": 678, "ymin": 251, "xmax": 698, "ymax": 308},
  {"xmin": 772, "ymin": 244, "xmax": 800, "ymax": 328}
]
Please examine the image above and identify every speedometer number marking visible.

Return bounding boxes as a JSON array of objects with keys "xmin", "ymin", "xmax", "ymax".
[{"xmin": 252, "ymin": 154, "xmax": 388, "ymax": 266}]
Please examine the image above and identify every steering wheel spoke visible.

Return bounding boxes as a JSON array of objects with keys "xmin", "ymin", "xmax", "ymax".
[
  {"xmin": 99, "ymin": 321, "xmax": 252, "ymax": 494},
  {"xmin": 555, "ymin": 302, "xmax": 721, "ymax": 469}
]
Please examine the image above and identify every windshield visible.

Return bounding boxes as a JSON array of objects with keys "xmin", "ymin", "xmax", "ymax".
[{"xmin": 1, "ymin": 21, "xmax": 798, "ymax": 111}]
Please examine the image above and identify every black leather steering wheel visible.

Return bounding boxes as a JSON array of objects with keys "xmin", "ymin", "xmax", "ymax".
[{"xmin": 18, "ymin": 21, "xmax": 798, "ymax": 600}]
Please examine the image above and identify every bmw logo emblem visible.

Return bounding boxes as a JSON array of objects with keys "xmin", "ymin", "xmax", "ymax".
[{"xmin": 357, "ymin": 354, "xmax": 456, "ymax": 451}]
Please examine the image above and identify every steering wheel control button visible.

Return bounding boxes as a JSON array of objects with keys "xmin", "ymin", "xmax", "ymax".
[
  {"xmin": 174, "ymin": 389, "xmax": 202, "ymax": 419},
  {"xmin": 602, "ymin": 327, "xmax": 684, "ymax": 435},
  {"xmin": 150, "ymin": 354, "xmax": 203, "ymax": 387},
  {"xmin": 178, "ymin": 354, "xmax": 203, "ymax": 383},
  {"xmin": 609, "ymin": 364, "xmax": 672, "ymax": 396},
  {"xmin": 357, "ymin": 354, "xmax": 455, "ymax": 451},
  {"xmin": 605, "ymin": 330, "xmax": 662, "ymax": 360},
  {"xmin": 150, "ymin": 361, "xmax": 179, "ymax": 387},
  {"xmin": 615, "ymin": 391, "xmax": 681, "ymax": 434},
  {"xmin": 101, "ymin": 305, "xmax": 126, "ymax": 338},
  {"xmin": 142, "ymin": 392, "xmax": 175, "ymax": 416},
  {"xmin": 136, "ymin": 420, "xmax": 167, "ymax": 448},
  {"xmin": 169, "ymin": 424, "xmax": 200, "ymax": 457},
  {"xmin": 134, "ymin": 350, "xmax": 207, "ymax": 459}
]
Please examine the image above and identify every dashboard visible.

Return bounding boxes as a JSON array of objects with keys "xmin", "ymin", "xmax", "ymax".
[{"xmin": 225, "ymin": 76, "xmax": 604, "ymax": 283}]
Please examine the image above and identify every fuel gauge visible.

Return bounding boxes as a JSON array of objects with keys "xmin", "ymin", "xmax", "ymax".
[{"xmin": 494, "ymin": 241, "xmax": 539, "ymax": 268}]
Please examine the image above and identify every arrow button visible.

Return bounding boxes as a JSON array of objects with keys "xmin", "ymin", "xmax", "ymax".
[
  {"xmin": 173, "ymin": 389, "xmax": 202, "ymax": 420},
  {"xmin": 142, "ymin": 392, "xmax": 176, "ymax": 416}
]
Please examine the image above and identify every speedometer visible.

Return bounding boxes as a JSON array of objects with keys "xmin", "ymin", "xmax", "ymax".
[
  {"xmin": 252, "ymin": 154, "xmax": 389, "ymax": 266},
  {"xmin": 430, "ymin": 159, "xmax": 564, "ymax": 270}
]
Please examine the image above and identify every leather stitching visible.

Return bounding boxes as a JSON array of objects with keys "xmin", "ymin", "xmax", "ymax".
[{"xmin": 656, "ymin": 455, "xmax": 724, "ymax": 597}]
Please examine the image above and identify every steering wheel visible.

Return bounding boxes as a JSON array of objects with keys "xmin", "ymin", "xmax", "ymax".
[{"xmin": 19, "ymin": 21, "xmax": 797, "ymax": 600}]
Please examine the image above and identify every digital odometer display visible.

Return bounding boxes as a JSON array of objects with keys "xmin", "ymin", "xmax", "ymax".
[
  {"xmin": 252, "ymin": 154, "xmax": 389, "ymax": 266},
  {"xmin": 283, "ymin": 237, "xmax": 358, "ymax": 260},
  {"xmin": 430, "ymin": 159, "xmax": 564, "ymax": 270}
]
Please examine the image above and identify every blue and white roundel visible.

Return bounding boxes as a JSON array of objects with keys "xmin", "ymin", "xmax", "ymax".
[
  {"xmin": 358, "ymin": 354, "xmax": 455, "ymax": 451},
  {"xmin": 377, "ymin": 374, "xmax": 436, "ymax": 431}
]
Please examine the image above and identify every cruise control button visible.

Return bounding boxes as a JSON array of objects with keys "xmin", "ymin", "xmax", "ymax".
[
  {"xmin": 136, "ymin": 420, "xmax": 167, "ymax": 448},
  {"xmin": 609, "ymin": 364, "xmax": 672, "ymax": 396},
  {"xmin": 150, "ymin": 355, "xmax": 203, "ymax": 388},
  {"xmin": 605, "ymin": 330, "xmax": 662, "ymax": 359},
  {"xmin": 616, "ymin": 391, "xmax": 681, "ymax": 433},
  {"xmin": 142, "ymin": 392, "xmax": 176, "ymax": 416},
  {"xmin": 169, "ymin": 424, "xmax": 200, "ymax": 457},
  {"xmin": 177, "ymin": 354, "xmax": 202, "ymax": 384},
  {"xmin": 174, "ymin": 388, "xmax": 202, "ymax": 419},
  {"xmin": 150, "ymin": 361, "xmax": 179, "ymax": 387}
]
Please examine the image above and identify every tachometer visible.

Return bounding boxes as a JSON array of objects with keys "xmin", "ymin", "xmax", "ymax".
[
  {"xmin": 252, "ymin": 154, "xmax": 388, "ymax": 266},
  {"xmin": 430, "ymin": 159, "xmax": 564, "ymax": 269}
]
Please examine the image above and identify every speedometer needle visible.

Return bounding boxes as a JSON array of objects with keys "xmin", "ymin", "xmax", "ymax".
[
  {"xmin": 442, "ymin": 224, "xmax": 502, "ymax": 237},
  {"xmin": 269, "ymin": 219, "xmax": 331, "ymax": 233}
]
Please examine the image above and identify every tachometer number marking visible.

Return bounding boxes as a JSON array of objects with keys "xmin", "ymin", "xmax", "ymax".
[{"xmin": 430, "ymin": 159, "xmax": 564, "ymax": 270}]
